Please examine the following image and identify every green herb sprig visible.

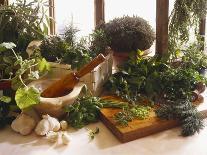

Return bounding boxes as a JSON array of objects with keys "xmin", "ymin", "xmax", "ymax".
[
  {"xmin": 64, "ymin": 96, "xmax": 128, "ymax": 129},
  {"xmin": 114, "ymin": 105, "xmax": 151, "ymax": 126},
  {"xmin": 87, "ymin": 127, "xmax": 100, "ymax": 140}
]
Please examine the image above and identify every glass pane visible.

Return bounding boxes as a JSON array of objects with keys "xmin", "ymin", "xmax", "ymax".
[
  {"xmin": 105, "ymin": 0, "xmax": 175, "ymax": 30},
  {"xmin": 105, "ymin": 0, "xmax": 156, "ymax": 29},
  {"xmin": 55, "ymin": 0, "xmax": 94, "ymax": 37}
]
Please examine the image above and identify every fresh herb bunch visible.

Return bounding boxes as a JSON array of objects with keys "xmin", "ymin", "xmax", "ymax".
[
  {"xmin": 114, "ymin": 105, "xmax": 151, "ymax": 126},
  {"xmin": 40, "ymin": 36, "xmax": 69, "ymax": 62},
  {"xmin": 159, "ymin": 67, "xmax": 206, "ymax": 101},
  {"xmin": 89, "ymin": 29, "xmax": 110, "ymax": 56},
  {"xmin": 105, "ymin": 51, "xmax": 169, "ymax": 103},
  {"xmin": 156, "ymin": 99, "xmax": 203, "ymax": 136},
  {"xmin": 62, "ymin": 39, "xmax": 92, "ymax": 70},
  {"xmin": 179, "ymin": 42, "xmax": 207, "ymax": 71},
  {"xmin": 40, "ymin": 25, "xmax": 93, "ymax": 70},
  {"xmin": 105, "ymin": 51, "xmax": 206, "ymax": 136},
  {"xmin": 0, "ymin": 0, "xmax": 48, "ymax": 52},
  {"xmin": 169, "ymin": 0, "xmax": 207, "ymax": 56},
  {"xmin": 63, "ymin": 23, "xmax": 79, "ymax": 46},
  {"xmin": 98, "ymin": 16, "xmax": 155, "ymax": 52},
  {"xmin": 64, "ymin": 95, "xmax": 127, "ymax": 129}
]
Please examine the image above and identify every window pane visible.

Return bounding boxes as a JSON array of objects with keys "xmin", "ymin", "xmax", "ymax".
[
  {"xmin": 55, "ymin": 0, "xmax": 94, "ymax": 37},
  {"xmin": 105, "ymin": 0, "xmax": 175, "ymax": 29},
  {"xmin": 105, "ymin": 0, "xmax": 156, "ymax": 29}
]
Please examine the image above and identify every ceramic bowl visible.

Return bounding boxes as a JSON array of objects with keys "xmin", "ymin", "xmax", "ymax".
[{"xmin": 28, "ymin": 79, "xmax": 84, "ymax": 118}]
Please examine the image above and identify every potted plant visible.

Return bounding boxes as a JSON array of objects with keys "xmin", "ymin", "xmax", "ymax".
[
  {"xmin": 93, "ymin": 16, "xmax": 155, "ymax": 67},
  {"xmin": 0, "ymin": 0, "xmax": 48, "ymax": 52},
  {"xmin": 0, "ymin": 0, "xmax": 49, "ymax": 94}
]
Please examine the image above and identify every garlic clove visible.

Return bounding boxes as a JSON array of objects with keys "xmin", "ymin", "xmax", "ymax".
[
  {"xmin": 60, "ymin": 120, "xmax": 68, "ymax": 130},
  {"xmin": 46, "ymin": 131, "xmax": 59, "ymax": 143},
  {"xmin": 62, "ymin": 133, "xmax": 70, "ymax": 145}
]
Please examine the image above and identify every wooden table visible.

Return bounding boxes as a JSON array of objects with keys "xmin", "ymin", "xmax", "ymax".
[{"xmin": 0, "ymin": 94, "xmax": 207, "ymax": 155}]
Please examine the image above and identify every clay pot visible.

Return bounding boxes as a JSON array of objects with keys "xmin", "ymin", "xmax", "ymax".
[
  {"xmin": 112, "ymin": 49, "xmax": 152, "ymax": 70},
  {"xmin": 0, "ymin": 80, "xmax": 11, "ymax": 90},
  {"xmin": 112, "ymin": 51, "xmax": 129, "ymax": 69},
  {"xmin": 28, "ymin": 79, "xmax": 85, "ymax": 118}
]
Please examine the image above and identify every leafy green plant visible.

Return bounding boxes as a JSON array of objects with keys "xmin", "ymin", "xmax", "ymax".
[
  {"xmin": 0, "ymin": 42, "xmax": 50, "ymax": 110},
  {"xmin": 89, "ymin": 29, "xmax": 110, "ymax": 56},
  {"xmin": 40, "ymin": 26, "xmax": 92, "ymax": 70},
  {"xmin": 63, "ymin": 23, "xmax": 79, "ymax": 46},
  {"xmin": 0, "ymin": 0, "xmax": 49, "ymax": 52},
  {"xmin": 62, "ymin": 40, "xmax": 92, "ymax": 70},
  {"xmin": 169, "ymin": 0, "xmax": 207, "ymax": 56},
  {"xmin": 40, "ymin": 36, "xmax": 69, "ymax": 62},
  {"xmin": 98, "ymin": 16, "xmax": 155, "ymax": 52},
  {"xmin": 180, "ymin": 42, "xmax": 207, "ymax": 71}
]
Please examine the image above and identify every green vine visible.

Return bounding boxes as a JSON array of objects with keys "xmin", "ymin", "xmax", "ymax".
[{"xmin": 169, "ymin": 0, "xmax": 207, "ymax": 58}]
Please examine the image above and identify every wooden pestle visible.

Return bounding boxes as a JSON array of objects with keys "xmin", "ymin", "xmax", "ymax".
[{"xmin": 41, "ymin": 54, "xmax": 106, "ymax": 98}]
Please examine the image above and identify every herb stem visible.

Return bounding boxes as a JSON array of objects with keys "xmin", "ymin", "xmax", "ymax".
[{"xmin": 19, "ymin": 75, "xmax": 27, "ymax": 88}]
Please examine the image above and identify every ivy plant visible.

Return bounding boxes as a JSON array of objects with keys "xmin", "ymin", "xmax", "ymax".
[
  {"xmin": 0, "ymin": 42, "xmax": 50, "ymax": 110},
  {"xmin": 168, "ymin": 0, "xmax": 207, "ymax": 58}
]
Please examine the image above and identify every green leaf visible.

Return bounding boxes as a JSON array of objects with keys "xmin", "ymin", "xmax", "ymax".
[
  {"xmin": 0, "ymin": 42, "xmax": 16, "ymax": 52},
  {"xmin": 0, "ymin": 96, "xmax": 11, "ymax": 103},
  {"xmin": 38, "ymin": 58, "xmax": 50, "ymax": 72},
  {"xmin": 15, "ymin": 87, "xmax": 40, "ymax": 110},
  {"xmin": 43, "ymin": 23, "xmax": 48, "ymax": 35}
]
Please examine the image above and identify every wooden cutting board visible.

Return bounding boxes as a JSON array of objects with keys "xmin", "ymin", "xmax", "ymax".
[{"xmin": 100, "ymin": 96, "xmax": 207, "ymax": 143}]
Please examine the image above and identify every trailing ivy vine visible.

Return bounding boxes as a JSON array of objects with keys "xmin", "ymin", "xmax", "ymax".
[{"xmin": 169, "ymin": 0, "xmax": 207, "ymax": 58}]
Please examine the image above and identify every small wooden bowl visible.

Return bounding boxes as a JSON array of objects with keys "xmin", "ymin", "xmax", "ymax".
[{"xmin": 28, "ymin": 79, "xmax": 84, "ymax": 118}]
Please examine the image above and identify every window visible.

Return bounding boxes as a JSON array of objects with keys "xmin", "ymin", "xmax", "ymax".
[
  {"xmin": 55, "ymin": 0, "xmax": 94, "ymax": 37},
  {"xmin": 105, "ymin": 0, "xmax": 175, "ymax": 30}
]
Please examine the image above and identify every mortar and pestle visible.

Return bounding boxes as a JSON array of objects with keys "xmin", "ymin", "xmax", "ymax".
[{"xmin": 29, "ymin": 54, "xmax": 106, "ymax": 118}]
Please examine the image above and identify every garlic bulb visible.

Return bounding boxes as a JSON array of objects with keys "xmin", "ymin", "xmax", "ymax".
[{"xmin": 35, "ymin": 114, "xmax": 60, "ymax": 136}]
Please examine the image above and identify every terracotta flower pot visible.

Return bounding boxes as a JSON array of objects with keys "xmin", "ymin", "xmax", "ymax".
[
  {"xmin": 112, "ymin": 48, "xmax": 152, "ymax": 70},
  {"xmin": 0, "ymin": 80, "xmax": 11, "ymax": 90}
]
